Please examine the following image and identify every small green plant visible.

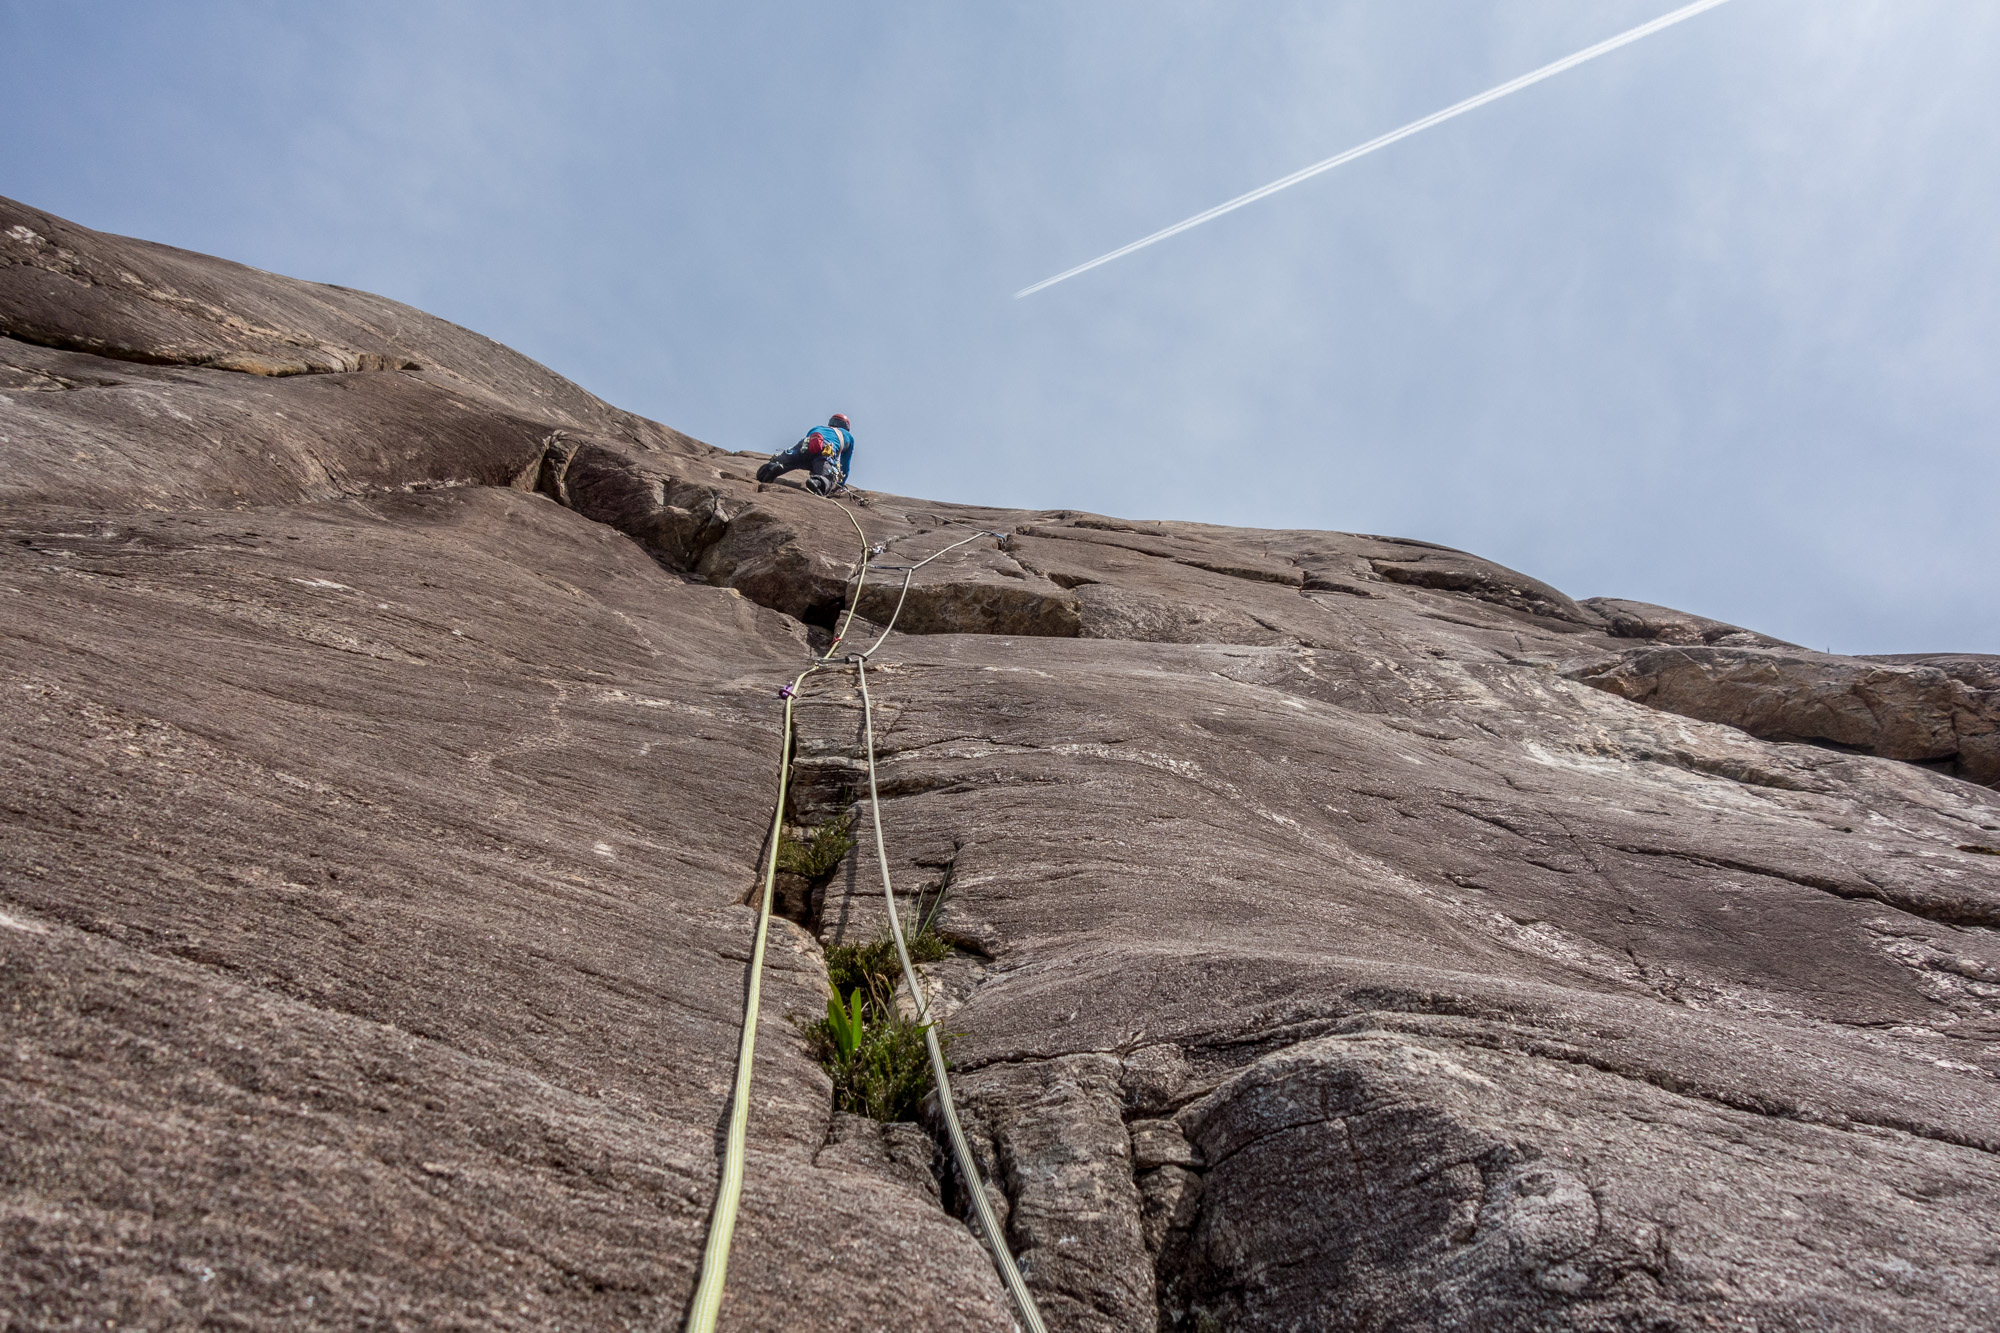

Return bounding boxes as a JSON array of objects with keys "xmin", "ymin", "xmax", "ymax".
[
  {"xmin": 907, "ymin": 928, "xmax": 951, "ymax": 964},
  {"xmin": 777, "ymin": 809, "xmax": 855, "ymax": 880},
  {"xmin": 808, "ymin": 876, "xmax": 963, "ymax": 1120},
  {"xmin": 823, "ymin": 919, "xmax": 951, "ymax": 1004},
  {"xmin": 908, "ymin": 879, "xmax": 954, "ymax": 961},
  {"xmin": 825, "ymin": 935, "xmax": 900, "ymax": 1003},
  {"xmin": 826, "ymin": 987, "xmax": 866, "ymax": 1060},
  {"xmin": 810, "ymin": 1004, "xmax": 946, "ymax": 1122}
]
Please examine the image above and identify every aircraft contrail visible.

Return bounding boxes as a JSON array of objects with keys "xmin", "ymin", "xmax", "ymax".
[{"xmin": 1015, "ymin": 0, "xmax": 1737, "ymax": 299}]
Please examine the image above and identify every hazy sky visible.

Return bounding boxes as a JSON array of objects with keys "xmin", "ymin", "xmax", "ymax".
[{"xmin": 3, "ymin": 1, "xmax": 1994, "ymax": 653}]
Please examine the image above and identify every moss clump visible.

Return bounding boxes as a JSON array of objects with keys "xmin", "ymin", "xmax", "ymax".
[
  {"xmin": 777, "ymin": 810, "xmax": 854, "ymax": 880},
  {"xmin": 823, "ymin": 928, "xmax": 948, "ymax": 1002}
]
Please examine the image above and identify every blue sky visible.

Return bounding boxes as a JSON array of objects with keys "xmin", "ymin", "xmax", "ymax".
[{"xmin": 3, "ymin": 1, "xmax": 1994, "ymax": 653}]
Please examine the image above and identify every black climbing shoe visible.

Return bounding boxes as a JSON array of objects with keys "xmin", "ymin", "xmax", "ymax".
[
  {"xmin": 806, "ymin": 474, "xmax": 831, "ymax": 496},
  {"xmin": 755, "ymin": 459, "xmax": 784, "ymax": 484}
]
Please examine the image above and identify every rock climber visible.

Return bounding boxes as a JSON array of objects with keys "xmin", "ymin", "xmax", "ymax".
[{"xmin": 756, "ymin": 414, "xmax": 855, "ymax": 495}]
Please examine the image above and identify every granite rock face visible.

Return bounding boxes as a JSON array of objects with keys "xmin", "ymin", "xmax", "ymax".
[
  {"xmin": 5, "ymin": 199, "xmax": 1999, "ymax": 1332},
  {"xmin": 1571, "ymin": 645, "xmax": 2000, "ymax": 789},
  {"xmin": 1579, "ymin": 596, "xmax": 1796, "ymax": 649}
]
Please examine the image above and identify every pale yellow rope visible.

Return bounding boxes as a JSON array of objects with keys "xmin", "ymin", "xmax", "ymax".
[
  {"xmin": 684, "ymin": 501, "xmax": 1045, "ymax": 1333},
  {"xmin": 683, "ymin": 504, "xmax": 872, "ymax": 1331},
  {"xmin": 681, "ymin": 663, "xmax": 809, "ymax": 1333},
  {"xmin": 856, "ymin": 655, "xmax": 1049, "ymax": 1333}
]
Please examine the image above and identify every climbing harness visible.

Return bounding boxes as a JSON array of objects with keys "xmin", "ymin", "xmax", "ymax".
[{"xmin": 684, "ymin": 505, "xmax": 1047, "ymax": 1333}]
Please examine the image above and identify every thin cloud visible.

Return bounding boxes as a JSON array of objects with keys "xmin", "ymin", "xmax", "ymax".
[{"xmin": 1016, "ymin": 0, "xmax": 1738, "ymax": 298}]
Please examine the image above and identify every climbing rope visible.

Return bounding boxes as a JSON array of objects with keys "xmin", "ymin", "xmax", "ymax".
[
  {"xmin": 854, "ymin": 655, "xmax": 1049, "ymax": 1333},
  {"xmin": 682, "ymin": 512, "xmax": 874, "ymax": 1333},
  {"xmin": 685, "ymin": 500, "xmax": 1046, "ymax": 1333}
]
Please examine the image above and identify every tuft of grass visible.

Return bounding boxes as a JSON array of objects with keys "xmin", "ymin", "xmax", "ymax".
[
  {"xmin": 777, "ymin": 809, "xmax": 855, "ymax": 879},
  {"xmin": 809, "ymin": 997, "xmax": 945, "ymax": 1122},
  {"xmin": 810, "ymin": 883, "xmax": 959, "ymax": 1121},
  {"xmin": 825, "ymin": 935, "xmax": 903, "ymax": 1003},
  {"xmin": 823, "ymin": 885, "xmax": 953, "ymax": 1003}
]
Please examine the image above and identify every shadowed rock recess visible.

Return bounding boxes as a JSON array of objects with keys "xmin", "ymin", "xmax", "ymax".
[{"xmin": 4, "ymin": 197, "xmax": 1997, "ymax": 1332}]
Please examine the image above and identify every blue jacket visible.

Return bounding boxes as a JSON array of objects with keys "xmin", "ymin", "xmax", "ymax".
[{"xmin": 800, "ymin": 425, "xmax": 855, "ymax": 479}]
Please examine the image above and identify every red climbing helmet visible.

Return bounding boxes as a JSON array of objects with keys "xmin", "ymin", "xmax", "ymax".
[{"xmin": 828, "ymin": 413, "xmax": 851, "ymax": 430}]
